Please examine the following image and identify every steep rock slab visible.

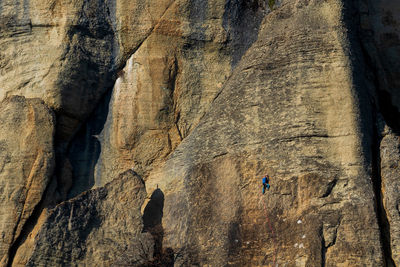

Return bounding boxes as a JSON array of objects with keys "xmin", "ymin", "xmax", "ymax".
[
  {"xmin": 54, "ymin": 0, "xmax": 176, "ymax": 142},
  {"xmin": 27, "ymin": 170, "xmax": 153, "ymax": 266},
  {"xmin": 0, "ymin": 0, "xmax": 174, "ymax": 142},
  {"xmin": 0, "ymin": 96, "xmax": 55, "ymax": 266},
  {"xmin": 66, "ymin": 0, "xmax": 266, "ymax": 193},
  {"xmin": 144, "ymin": 0, "xmax": 384, "ymax": 265},
  {"xmin": 0, "ymin": 0, "xmax": 265, "ymax": 263},
  {"xmin": 0, "ymin": 0, "xmax": 116, "ymax": 140}
]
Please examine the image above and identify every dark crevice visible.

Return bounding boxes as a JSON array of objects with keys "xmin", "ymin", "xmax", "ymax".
[
  {"xmin": 377, "ymin": 90, "xmax": 400, "ymax": 135},
  {"xmin": 319, "ymin": 224, "xmax": 338, "ymax": 267},
  {"xmin": 6, "ymin": 2, "xmax": 179, "ymax": 265},
  {"xmin": 6, "ymin": 178, "xmax": 55, "ymax": 267},
  {"xmin": 321, "ymin": 178, "xmax": 337, "ymax": 198},
  {"xmin": 65, "ymin": 85, "xmax": 113, "ymax": 199},
  {"xmin": 169, "ymin": 56, "xmax": 179, "ymax": 96},
  {"xmin": 356, "ymin": 11, "xmax": 396, "ymax": 266},
  {"xmin": 141, "ymin": 189, "xmax": 174, "ymax": 266},
  {"xmin": 175, "ymin": 112, "xmax": 183, "ymax": 141},
  {"xmin": 170, "ymin": 56, "xmax": 180, "ymax": 138},
  {"xmin": 343, "ymin": 0, "xmax": 397, "ymax": 264},
  {"xmin": 358, "ymin": 29, "xmax": 400, "ymax": 136},
  {"xmin": 213, "ymin": 152, "xmax": 228, "ymax": 159},
  {"xmin": 371, "ymin": 113, "xmax": 395, "ymax": 267},
  {"xmin": 320, "ymin": 228, "xmax": 326, "ymax": 267}
]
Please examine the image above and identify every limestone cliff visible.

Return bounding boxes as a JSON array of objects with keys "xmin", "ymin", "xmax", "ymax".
[{"xmin": 0, "ymin": 0, "xmax": 400, "ymax": 266}]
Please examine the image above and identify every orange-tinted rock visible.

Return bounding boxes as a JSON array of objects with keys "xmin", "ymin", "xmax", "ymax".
[{"xmin": 0, "ymin": 96, "xmax": 55, "ymax": 266}]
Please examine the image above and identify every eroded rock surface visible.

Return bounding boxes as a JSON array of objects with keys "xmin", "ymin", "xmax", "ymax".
[
  {"xmin": 1, "ymin": 0, "xmax": 400, "ymax": 266},
  {"xmin": 0, "ymin": 96, "xmax": 55, "ymax": 266},
  {"xmin": 66, "ymin": 0, "xmax": 266, "ymax": 192},
  {"xmin": 144, "ymin": 1, "xmax": 384, "ymax": 265},
  {"xmin": 380, "ymin": 126, "xmax": 400, "ymax": 265},
  {"xmin": 26, "ymin": 170, "xmax": 153, "ymax": 266},
  {"xmin": 0, "ymin": 0, "xmax": 175, "ymax": 142}
]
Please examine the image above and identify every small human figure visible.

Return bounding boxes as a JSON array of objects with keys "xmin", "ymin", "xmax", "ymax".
[{"xmin": 262, "ymin": 175, "xmax": 270, "ymax": 194}]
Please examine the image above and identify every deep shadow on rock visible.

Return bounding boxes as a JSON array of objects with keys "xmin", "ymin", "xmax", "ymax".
[
  {"xmin": 143, "ymin": 188, "xmax": 165, "ymax": 232},
  {"xmin": 142, "ymin": 188, "xmax": 174, "ymax": 267}
]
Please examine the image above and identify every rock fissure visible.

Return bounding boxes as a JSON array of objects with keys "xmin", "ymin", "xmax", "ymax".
[
  {"xmin": 279, "ymin": 134, "xmax": 352, "ymax": 142},
  {"xmin": 372, "ymin": 114, "xmax": 396, "ymax": 267},
  {"xmin": 2, "ymin": 1, "xmax": 180, "ymax": 263},
  {"xmin": 6, "ymin": 179, "xmax": 53, "ymax": 267},
  {"xmin": 320, "ymin": 219, "xmax": 340, "ymax": 267},
  {"xmin": 2, "ymin": 0, "xmax": 400, "ymax": 265},
  {"xmin": 321, "ymin": 178, "xmax": 338, "ymax": 198},
  {"xmin": 175, "ymin": 112, "xmax": 183, "ymax": 141},
  {"xmin": 59, "ymin": 0, "xmax": 179, "ymax": 199},
  {"xmin": 320, "ymin": 229, "xmax": 327, "ymax": 267},
  {"xmin": 357, "ymin": 12, "xmax": 398, "ymax": 264}
]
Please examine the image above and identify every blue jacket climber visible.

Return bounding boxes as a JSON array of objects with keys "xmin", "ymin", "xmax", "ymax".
[{"xmin": 262, "ymin": 175, "xmax": 270, "ymax": 194}]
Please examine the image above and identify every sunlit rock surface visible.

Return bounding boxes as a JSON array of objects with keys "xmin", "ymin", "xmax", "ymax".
[{"xmin": 1, "ymin": 0, "xmax": 400, "ymax": 266}]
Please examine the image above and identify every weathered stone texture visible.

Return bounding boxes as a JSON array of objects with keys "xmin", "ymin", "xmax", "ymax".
[
  {"xmin": 144, "ymin": 0, "xmax": 384, "ymax": 265},
  {"xmin": 1, "ymin": 0, "xmax": 400, "ymax": 266},
  {"xmin": 0, "ymin": 0, "xmax": 175, "ymax": 142},
  {"xmin": 380, "ymin": 127, "xmax": 400, "ymax": 265},
  {"xmin": 66, "ymin": 0, "xmax": 266, "ymax": 192},
  {"xmin": 26, "ymin": 170, "xmax": 153, "ymax": 267},
  {"xmin": 0, "ymin": 96, "xmax": 55, "ymax": 266}
]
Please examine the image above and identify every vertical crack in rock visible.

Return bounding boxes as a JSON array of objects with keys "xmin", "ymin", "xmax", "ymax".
[
  {"xmin": 6, "ymin": 179, "xmax": 54, "ymax": 267},
  {"xmin": 170, "ymin": 56, "xmax": 184, "ymax": 142},
  {"xmin": 319, "ymin": 219, "xmax": 340, "ymax": 267},
  {"xmin": 4, "ymin": 2, "xmax": 178, "ymax": 263},
  {"xmin": 372, "ymin": 114, "xmax": 396, "ymax": 267},
  {"xmin": 63, "ymin": 0, "xmax": 178, "ymax": 199},
  {"xmin": 359, "ymin": 38, "xmax": 396, "ymax": 267},
  {"xmin": 321, "ymin": 178, "xmax": 338, "ymax": 198},
  {"xmin": 175, "ymin": 111, "xmax": 184, "ymax": 141},
  {"xmin": 343, "ymin": 0, "xmax": 397, "ymax": 264},
  {"xmin": 357, "ymin": 13, "xmax": 397, "ymax": 266},
  {"xmin": 320, "ymin": 229, "xmax": 327, "ymax": 267}
]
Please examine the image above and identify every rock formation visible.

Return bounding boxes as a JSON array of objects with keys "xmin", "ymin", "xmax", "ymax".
[
  {"xmin": 26, "ymin": 170, "xmax": 153, "ymax": 266},
  {"xmin": 0, "ymin": 0, "xmax": 400, "ymax": 266},
  {"xmin": 0, "ymin": 96, "xmax": 55, "ymax": 266}
]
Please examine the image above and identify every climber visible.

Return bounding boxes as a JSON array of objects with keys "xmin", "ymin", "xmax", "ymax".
[{"xmin": 262, "ymin": 175, "xmax": 270, "ymax": 194}]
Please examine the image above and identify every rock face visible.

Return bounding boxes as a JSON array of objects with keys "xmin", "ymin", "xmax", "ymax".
[
  {"xmin": 0, "ymin": 0, "xmax": 175, "ymax": 142},
  {"xmin": 1, "ymin": 0, "xmax": 400, "ymax": 266},
  {"xmin": 66, "ymin": 0, "xmax": 265, "ymax": 193},
  {"xmin": 144, "ymin": 1, "xmax": 384, "ymax": 265},
  {"xmin": 380, "ymin": 127, "xmax": 400, "ymax": 265},
  {"xmin": 0, "ymin": 96, "xmax": 55, "ymax": 266},
  {"xmin": 26, "ymin": 170, "xmax": 153, "ymax": 266}
]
